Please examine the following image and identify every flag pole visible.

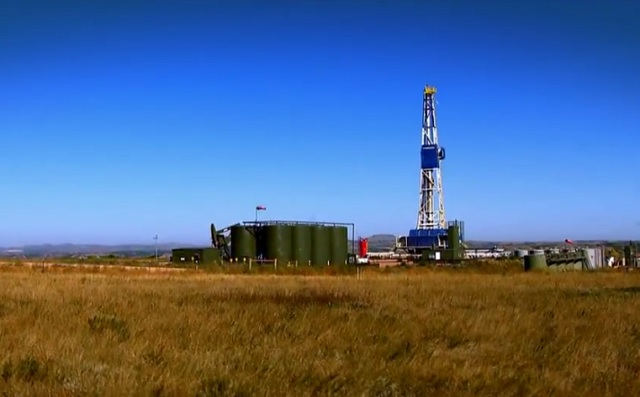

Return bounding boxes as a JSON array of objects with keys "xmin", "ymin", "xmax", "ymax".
[{"xmin": 255, "ymin": 205, "xmax": 266, "ymax": 223}]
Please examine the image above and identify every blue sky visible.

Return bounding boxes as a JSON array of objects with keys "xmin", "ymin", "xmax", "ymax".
[{"xmin": 1, "ymin": 0, "xmax": 638, "ymax": 245}]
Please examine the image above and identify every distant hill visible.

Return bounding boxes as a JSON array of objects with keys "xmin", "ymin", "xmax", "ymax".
[
  {"xmin": 364, "ymin": 234, "xmax": 396, "ymax": 252},
  {"xmin": 1, "ymin": 237, "xmax": 631, "ymax": 258},
  {"xmin": 0, "ymin": 243, "xmax": 201, "ymax": 258}
]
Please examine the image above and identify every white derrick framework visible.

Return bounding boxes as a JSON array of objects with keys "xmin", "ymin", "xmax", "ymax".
[{"xmin": 417, "ymin": 85, "xmax": 446, "ymax": 230}]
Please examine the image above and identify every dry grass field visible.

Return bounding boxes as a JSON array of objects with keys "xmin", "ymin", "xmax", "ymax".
[{"xmin": 0, "ymin": 264, "xmax": 639, "ymax": 396}]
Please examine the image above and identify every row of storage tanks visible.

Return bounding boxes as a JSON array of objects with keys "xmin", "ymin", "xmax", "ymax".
[
  {"xmin": 230, "ymin": 223, "xmax": 349, "ymax": 266},
  {"xmin": 520, "ymin": 247, "xmax": 606, "ymax": 271}
]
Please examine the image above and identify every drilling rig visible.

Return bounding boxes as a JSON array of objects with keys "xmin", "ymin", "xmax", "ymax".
[{"xmin": 395, "ymin": 85, "xmax": 464, "ymax": 259}]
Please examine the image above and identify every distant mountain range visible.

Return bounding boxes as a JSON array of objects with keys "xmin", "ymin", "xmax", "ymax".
[
  {"xmin": 0, "ymin": 243, "xmax": 196, "ymax": 257},
  {"xmin": 0, "ymin": 235, "xmax": 630, "ymax": 258}
]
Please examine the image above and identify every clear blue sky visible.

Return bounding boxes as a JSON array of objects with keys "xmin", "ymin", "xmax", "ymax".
[{"xmin": 1, "ymin": 0, "xmax": 638, "ymax": 246}]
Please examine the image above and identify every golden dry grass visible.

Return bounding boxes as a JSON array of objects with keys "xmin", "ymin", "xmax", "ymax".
[{"xmin": 0, "ymin": 265, "xmax": 639, "ymax": 396}]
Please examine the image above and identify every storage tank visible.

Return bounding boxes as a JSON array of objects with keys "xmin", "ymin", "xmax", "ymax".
[
  {"xmin": 593, "ymin": 247, "xmax": 604, "ymax": 268},
  {"xmin": 358, "ymin": 238, "xmax": 369, "ymax": 258},
  {"xmin": 447, "ymin": 224, "xmax": 461, "ymax": 258},
  {"xmin": 524, "ymin": 253, "xmax": 547, "ymax": 271},
  {"xmin": 291, "ymin": 224, "xmax": 312, "ymax": 266},
  {"xmin": 311, "ymin": 225, "xmax": 331, "ymax": 266},
  {"xmin": 230, "ymin": 225, "xmax": 256, "ymax": 259},
  {"xmin": 263, "ymin": 224, "xmax": 292, "ymax": 265},
  {"xmin": 624, "ymin": 246, "xmax": 632, "ymax": 266},
  {"xmin": 330, "ymin": 226, "xmax": 349, "ymax": 265},
  {"xmin": 582, "ymin": 248, "xmax": 596, "ymax": 269}
]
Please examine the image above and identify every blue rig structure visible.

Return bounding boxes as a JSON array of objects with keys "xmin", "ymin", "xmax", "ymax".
[{"xmin": 395, "ymin": 85, "xmax": 465, "ymax": 257}]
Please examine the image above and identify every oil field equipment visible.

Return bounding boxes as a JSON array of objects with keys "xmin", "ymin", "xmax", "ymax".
[
  {"xmin": 230, "ymin": 224, "xmax": 257, "ymax": 259},
  {"xmin": 624, "ymin": 241, "xmax": 638, "ymax": 267},
  {"xmin": 521, "ymin": 247, "xmax": 607, "ymax": 272},
  {"xmin": 171, "ymin": 247, "xmax": 221, "ymax": 265},
  {"xmin": 170, "ymin": 223, "xmax": 230, "ymax": 266},
  {"xmin": 358, "ymin": 238, "xmax": 369, "ymax": 258},
  {"xmin": 204, "ymin": 220, "xmax": 355, "ymax": 266},
  {"xmin": 395, "ymin": 85, "xmax": 465, "ymax": 258},
  {"xmin": 524, "ymin": 250, "xmax": 548, "ymax": 271}
]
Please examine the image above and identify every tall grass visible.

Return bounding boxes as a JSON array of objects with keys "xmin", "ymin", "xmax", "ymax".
[{"xmin": 0, "ymin": 266, "xmax": 638, "ymax": 396}]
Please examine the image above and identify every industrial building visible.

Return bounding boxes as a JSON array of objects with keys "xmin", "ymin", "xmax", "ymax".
[
  {"xmin": 171, "ymin": 247, "xmax": 220, "ymax": 265},
  {"xmin": 171, "ymin": 220, "xmax": 354, "ymax": 267}
]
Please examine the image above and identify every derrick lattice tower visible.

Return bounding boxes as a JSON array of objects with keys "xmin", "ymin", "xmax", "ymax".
[{"xmin": 417, "ymin": 85, "xmax": 446, "ymax": 231}]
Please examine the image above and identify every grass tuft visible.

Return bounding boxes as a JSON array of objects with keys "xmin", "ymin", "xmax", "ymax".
[{"xmin": 87, "ymin": 313, "xmax": 130, "ymax": 341}]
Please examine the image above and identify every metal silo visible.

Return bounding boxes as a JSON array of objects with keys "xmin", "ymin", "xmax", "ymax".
[
  {"xmin": 330, "ymin": 226, "xmax": 349, "ymax": 265},
  {"xmin": 230, "ymin": 225, "xmax": 256, "ymax": 259},
  {"xmin": 291, "ymin": 224, "xmax": 312, "ymax": 266},
  {"xmin": 446, "ymin": 224, "xmax": 461, "ymax": 259},
  {"xmin": 524, "ymin": 253, "xmax": 547, "ymax": 271},
  {"xmin": 582, "ymin": 248, "xmax": 597, "ymax": 269},
  {"xmin": 311, "ymin": 225, "xmax": 331, "ymax": 266},
  {"xmin": 264, "ymin": 224, "xmax": 292, "ymax": 265},
  {"xmin": 593, "ymin": 247, "xmax": 604, "ymax": 268}
]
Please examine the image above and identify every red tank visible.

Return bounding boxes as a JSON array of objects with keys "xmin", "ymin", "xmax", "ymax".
[{"xmin": 358, "ymin": 238, "xmax": 369, "ymax": 258}]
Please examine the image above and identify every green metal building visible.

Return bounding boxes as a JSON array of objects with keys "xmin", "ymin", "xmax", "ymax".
[{"xmin": 171, "ymin": 247, "xmax": 221, "ymax": 266}]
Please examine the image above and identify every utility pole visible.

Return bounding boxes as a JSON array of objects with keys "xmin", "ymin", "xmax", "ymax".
[{"xmin": 153, "ymin": 234, "xmax": 159, "ymax": 265}]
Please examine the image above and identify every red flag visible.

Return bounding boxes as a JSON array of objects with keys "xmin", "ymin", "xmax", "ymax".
[
  {"xmin": 564, "ymin": 239, "xmax": 574, "ymax": 245},
  {"xmin": 256, "ymin": 205, "xmax": 266, "ymax": 211}
]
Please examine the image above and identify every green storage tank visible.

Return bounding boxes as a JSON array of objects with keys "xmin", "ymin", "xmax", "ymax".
[
  {"xmin": 311, "ymin": 225, "xmax": 331, "ymax": 266},
  {"xmin": 330, "ymin": 226, "xmax": 349, "ymax": 265},
  {"xmin": 264, "ymin": 224, "xmax": 292, "ymax": 265},
  {"xmin": 230, "ymin": 225, "xmax": 256, "ymax": 259},
  {"xmin": 291, "ymin": 224, "xmax": 312, "ymax": 266},
  {"xmin": 447, "ymin": 225, "xmax": 461, "ymax": 258},
  {"xmin": 524, "ymin": 254, "xmax": 548, "ymax": 272},
  {"xmin": 624, "ymin": 246, "xmax": 632, "ymax": 266}
]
